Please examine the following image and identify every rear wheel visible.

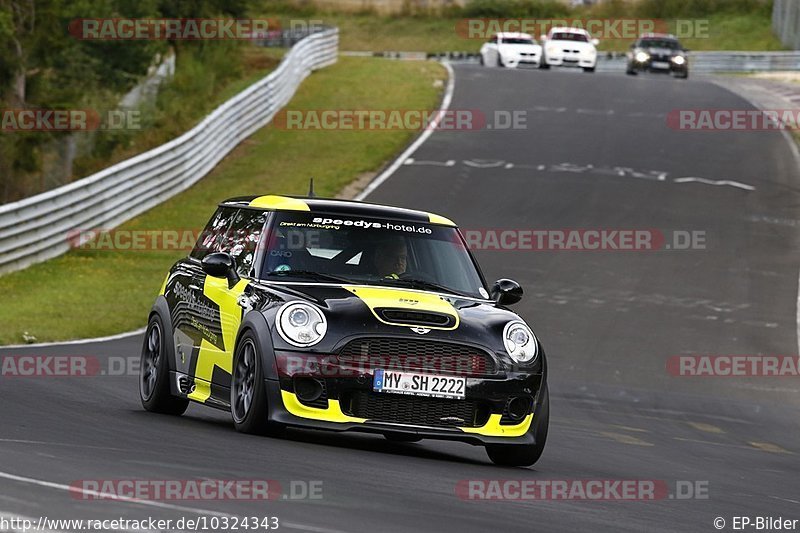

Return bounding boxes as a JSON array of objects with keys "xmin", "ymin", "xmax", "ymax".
[
  {"xmin": 231, "ymin": 332, "xmax": 283, "ymax": 436},
  {"xmin": 139, "ymin": 314, "xmax": 189, "ymax": 415},
  {"xmin": 486, "ymin": 384, "xmax": 549, "ymax": 467}
]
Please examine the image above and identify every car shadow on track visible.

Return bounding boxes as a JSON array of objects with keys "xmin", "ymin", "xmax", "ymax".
[{"xmin": 126, "ymin": 408, "xmax": 496, "ymax": 467}]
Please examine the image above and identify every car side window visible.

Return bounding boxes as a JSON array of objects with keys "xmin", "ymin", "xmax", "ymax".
[
  {"xmin": 227, "ymin": 209, "xmax": 268, "ymax": 276},
  {"xmin": 191, "ymin": 207, "xmax": 238, "ymax": 261},
  {"xmin": 191, "ymin": 207, "xmax": 267, "ymax": 277}
]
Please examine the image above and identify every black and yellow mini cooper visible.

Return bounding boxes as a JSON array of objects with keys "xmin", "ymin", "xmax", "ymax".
[{"xmin": 140, "ymin": 195, "xmax": 549, "ymax": 466}]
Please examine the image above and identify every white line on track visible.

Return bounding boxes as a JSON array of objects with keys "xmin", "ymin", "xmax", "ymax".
[
  {"xmin": 0, "ymin": 471, "xmax": 352, "ymax": 533},
  {"xmin": 0, "ymin": 328, "xmax": 146, "ymax": 351},
  {"xmin": 355, "ymin": 61, "xmax": 456, "ymax": 201}
]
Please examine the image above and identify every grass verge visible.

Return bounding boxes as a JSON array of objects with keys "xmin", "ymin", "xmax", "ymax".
[
  {"xmin": 257, "ymin": 7, "xmax": 783, "ymax": 53},
  {"xmin": 0, "ymin": 57, "xmax": 446, "ymax": 345}
]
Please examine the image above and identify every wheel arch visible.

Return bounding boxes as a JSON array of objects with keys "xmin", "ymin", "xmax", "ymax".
[{"xmin": 234, "ymin": 311, "xmax": 279, "ymax": 381}]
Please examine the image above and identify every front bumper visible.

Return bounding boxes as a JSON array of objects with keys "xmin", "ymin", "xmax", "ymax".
[
  {"xmin": 267, "ymin": 355, "xmax": 546, "ymax": 445},
  {"xmin": 546, "ymin": 55, "xmax": 596, "ymax": 68},
  {"xmin": 503, "ymin": 55, "xmax": 541, "ymax": 68},
  {"xmin": 630, "ymin": 58, "xmax": 687, "ymax": 73}
]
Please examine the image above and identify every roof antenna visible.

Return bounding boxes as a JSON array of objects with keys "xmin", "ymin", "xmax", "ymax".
[{"xmin": 308, "ymin": 177, "xmax": 316, "ymax": 198}]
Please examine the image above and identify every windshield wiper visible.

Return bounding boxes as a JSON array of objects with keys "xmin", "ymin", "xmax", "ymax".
[
  {"xmin": 266, "ymin": 270, "xmax": 350, "ymax": 283},
  {"xmin": 375, "ymin": 277, "xmax": 468, "ymax": 297}
]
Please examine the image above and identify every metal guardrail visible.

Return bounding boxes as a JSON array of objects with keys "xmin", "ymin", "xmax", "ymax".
[
  {"xmin": 0, "ymin": 28, "xmax": 339, "ymax": 276},
  {"xmin": 596, "ymin": 51, "xmax": 800, "ymax": 73},
  {"xmin": 425, "ymin": 50, "xmax": 800, "ymax": 73}
]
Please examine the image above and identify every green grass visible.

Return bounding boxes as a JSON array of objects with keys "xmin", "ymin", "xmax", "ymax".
[
  {"xmin": 0, "ymin": 57, "xmax": 446, "ymax": 345},
  {"xmin": 256, "ymin": 8, "xmax": 784, "ymax": 53}
]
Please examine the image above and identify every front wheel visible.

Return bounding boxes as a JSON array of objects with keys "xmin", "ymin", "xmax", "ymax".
[
  {"xmin": 583, "ymin": 66, "xmax": 596, "ymax": 73},
  {"xmin": 231, "ymin": 332, "xmax": 283, "ymax": 436},
  {"xmin": 139, "ymin": 314, "xmax": 189, "ymax": 415},
  {"xmin": 486, "ymin": 384, "xmax": 549, "ymax": 467}
]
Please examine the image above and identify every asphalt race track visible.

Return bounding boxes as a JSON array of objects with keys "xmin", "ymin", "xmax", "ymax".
[{"xmin": 2, "ymin": 65, "xmax": 800, "ymax": 532}]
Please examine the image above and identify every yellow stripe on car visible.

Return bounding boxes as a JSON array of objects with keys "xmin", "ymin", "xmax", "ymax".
[
  {"xmin": 188, "ymin": 276, "xmax": 249, "ymax": 403},
  {"xmin": 343, "ymin": 285, "xmax": 459, "ymax": 330},
  {"xmin": 427, "ymin": 213, "xmax": 456, "ymax": 226},
  {"xmin": 460, "ymin": 414, "xmax": 534, "ymax": 437},
  {"xmin": 249, "ymin": 195, "xmax": 310, "ymax": 211},
  {"xmin": 281, "ymin": 390, "xmax": 366, "ymax": 423}
]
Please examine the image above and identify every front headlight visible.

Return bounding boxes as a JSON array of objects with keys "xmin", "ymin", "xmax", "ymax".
[
  {"xmin": 635, "ymin": 51, "xmax": 650, "ymax": 63},
  {"xmin": 503, "ymin": 321, "xmax": 538, "ymax": 364},
  {"xmin": 672, "ymin": 55, "xmax": 686, "ymax": 65},
  {"xmin": 276, "ymin": 302, "xmax": 327, "ymax": 347}
]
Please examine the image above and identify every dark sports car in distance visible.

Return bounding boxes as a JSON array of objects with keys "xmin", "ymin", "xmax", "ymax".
[
  {"xmin": 626, "ymin": 33, "xmax": 689, "ymax": 79},
  {"xmin": 139, "ymin": 195, "xmax": 549, "ymax": 466}
]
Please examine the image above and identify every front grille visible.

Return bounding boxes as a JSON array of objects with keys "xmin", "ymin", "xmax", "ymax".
[
  {"xmin": 344, "ymin": 391, "xmax": 489, "ymax": 428},
  {"xmin": 377, "ymin": 308, "xmax": 454, "ymax": 328},
  {"xmin": 338, "ymin": 338, "xmax": 496, "ymax": 376}
]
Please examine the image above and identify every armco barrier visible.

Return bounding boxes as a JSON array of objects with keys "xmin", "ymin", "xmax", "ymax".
[{"xmin": 0, "ymin": 28, "xmax": 339, "ymax": 276}]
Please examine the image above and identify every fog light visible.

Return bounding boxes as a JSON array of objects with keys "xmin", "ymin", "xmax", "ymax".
[
  {"xmin": 506, "ymin": 397, "xmax": 531, "ymax": 420},
  {"xmin": 295, "ymin": 377, "xmax": 324, "ymax": 403}
]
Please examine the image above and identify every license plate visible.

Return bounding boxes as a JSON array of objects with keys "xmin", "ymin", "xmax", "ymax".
[
  {"xmin": 652, "ymin": 61, "xmax": 670, "ymax": 69},
  {"xmin": 373, "ymin": 369, "xmax": 465, "ymax": 400}
]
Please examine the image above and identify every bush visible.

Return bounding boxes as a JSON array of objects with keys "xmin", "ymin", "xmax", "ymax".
[
  {"xmin": 462, "ymin": 0, "xmax": 570, "ymax": 18},
  {"xmin": 633, "ymin": 0, "xmax": 772, "ymax": 18}
]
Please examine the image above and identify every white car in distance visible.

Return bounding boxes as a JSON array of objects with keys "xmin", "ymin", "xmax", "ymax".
[
  {"xmin": 480, "ymin": 32, "xmax": 542, "ymax": 69},
  {"xmin": 540, "ymin": 27, "xmax": 599, "ymax": 73}
]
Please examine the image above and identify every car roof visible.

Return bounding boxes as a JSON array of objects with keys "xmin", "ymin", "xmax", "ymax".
[
  {"xmin": 220, "ymin": 195, "xmax": 457, "ymax": 226},
  {"xmin": 496, "ymin": 32, "xmax": 535, "ymax": 40},
  {"xmin": 639, "ymin": 33, "xmax": 678, "ymax": 40},
  {"xmin": 549, "ymin": 27, "xmax": 590, "ymax": 35}
]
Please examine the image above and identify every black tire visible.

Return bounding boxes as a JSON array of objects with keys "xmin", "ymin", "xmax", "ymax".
[
  {"xmin": 479, "ymin": 54, "xmax": 484, "ymax": 66},
  {"xmin": 231, "ymin": 331, "xmax": 283, "ymax": 436},
  {"xmin": 626, "ymin": 64, "xmax": 637, "ymax": 75},
  {"xmin": 384, "ymin": 433, "xmax": 422, "ymax": 443},
  {"xmin": 139, "ymin": 314, "xmax": 189, "ymax": 415},
  {"xmin": 539, "ymin": 57, "xmax": 550, "ymax": 69},
  {"xmin": 583, "ymin": 66, "xmax": 596, "ymax": 73},
  {"xmin": 676, "ymin": 71, "xmax": 689, "ymax": 79},
  {"xmin": 486, "ymin": 384, "xmax": 549, "ymax": 467}
]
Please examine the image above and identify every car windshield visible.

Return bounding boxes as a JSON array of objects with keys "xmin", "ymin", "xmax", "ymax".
[
  {"xmin": 551, "ymin": 32, "xmax": 588, "ymax": 42},
  {"xmin": 501, "ymin": 37, "xmax": 535, "ymax": 45},
  {"xmin": 640, "ymin": 39, "xmax": 681, "ymax": 49},
  {"xmin": 260, "ymin": 212, "xmax": 488, "ymax": 298}
]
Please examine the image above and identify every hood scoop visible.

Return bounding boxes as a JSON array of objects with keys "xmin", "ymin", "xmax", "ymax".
[{"xmin": 377, "ymin": 308, "xmax": 456, "ymax": 328}]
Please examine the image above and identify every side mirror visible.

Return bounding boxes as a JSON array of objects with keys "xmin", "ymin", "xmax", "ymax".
[
  {"xmin": 202, "ymin": 252, "xmax": 240, "ymax": 288},
  {"xmin": 591, "ymin": 38, "xmax": 600, "ymax": 46},
  {"xmin": 491, "ymin": 279, "xmax": 523, "ymax": 306}
]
